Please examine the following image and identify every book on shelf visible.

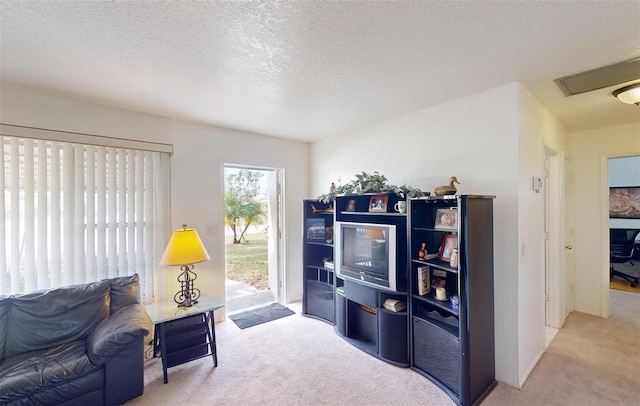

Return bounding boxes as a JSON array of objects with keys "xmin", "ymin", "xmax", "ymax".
[
  {"xmin": 383, "ymin": 299, "xmax": 406, "ymax": 312},
  {"xmin": 323, "ymin": 260, "xmax": 334, "ymax": 269},
  {"xmin": 431, "ymin": 269, "xmax": 447, "ymax": 289},
  {"xmin": 418, "ymin": 266, "xmax": 430, "ymax": 296}
]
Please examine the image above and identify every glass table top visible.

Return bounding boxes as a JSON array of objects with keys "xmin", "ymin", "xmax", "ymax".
[{"xmin": 144, "ymin": 295, "xmax": 224, "ymax": 324}]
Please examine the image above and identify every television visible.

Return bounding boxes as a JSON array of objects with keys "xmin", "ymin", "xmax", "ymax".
[{"xmin": 334, "ymin": 221, "xmax": 398, "ymax": 292}]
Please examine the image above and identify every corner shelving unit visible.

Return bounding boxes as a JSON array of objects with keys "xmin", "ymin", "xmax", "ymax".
[
  {"xmin": 302, "ymin": 199, "xmax": 336, "ymax": 324},
  {"xmin": 409, "ymin": 195, "xmax": 496, "ymax": 406}
]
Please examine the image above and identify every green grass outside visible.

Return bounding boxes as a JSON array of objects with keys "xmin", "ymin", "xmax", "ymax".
[{"xmin": 225, "ymin": 232, "xmax": 269, "ymax": 290}]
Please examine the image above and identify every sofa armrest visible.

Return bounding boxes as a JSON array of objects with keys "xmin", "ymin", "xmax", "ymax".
[{"xmin": 87, "ymin": 303, "xmax": 150, "ymax": 366}]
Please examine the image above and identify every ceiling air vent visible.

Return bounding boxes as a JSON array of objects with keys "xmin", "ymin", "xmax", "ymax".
[{"xmin": 555, "ymin": 58, "xmax": 640, "ymax": 96}]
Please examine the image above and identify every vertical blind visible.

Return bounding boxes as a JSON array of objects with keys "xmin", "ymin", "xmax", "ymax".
[{"xmin": 0, "ymin": 135, "xmax": 170, "ymax": 302}]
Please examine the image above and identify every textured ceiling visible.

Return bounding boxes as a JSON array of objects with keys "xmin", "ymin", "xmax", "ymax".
[{"xmin": 1, "ymin": 1, "xmax": 639, "ymax": 141}]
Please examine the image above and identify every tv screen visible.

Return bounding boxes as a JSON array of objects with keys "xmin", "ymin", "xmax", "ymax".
[
  {"xmin": 335, "ymin": 221, "xmax": 397, "ymax": 292},
  {"xmin": 341, "ymin": 226, "xmax": 388, "ymax": 277}
]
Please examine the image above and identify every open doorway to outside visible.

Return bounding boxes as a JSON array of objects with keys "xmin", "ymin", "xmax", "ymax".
[{"xmin": 223, "ymin": 164, "xmax": 283, "ymax": 314}]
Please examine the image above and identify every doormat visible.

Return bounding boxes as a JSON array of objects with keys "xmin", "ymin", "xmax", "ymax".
[{"xmin": 229, "ymin": 303, "xmax": 295, "ymax": 329}]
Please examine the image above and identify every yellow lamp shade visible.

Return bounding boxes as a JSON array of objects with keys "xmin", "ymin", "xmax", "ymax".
[{"xmin": 160, "ymin": 227, "xmax": 210, "ymax": 266}]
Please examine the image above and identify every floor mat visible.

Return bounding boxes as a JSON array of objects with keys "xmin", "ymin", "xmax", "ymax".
[{"xmin": 229, "ymin": 303, "xmax": 295, "ymax": 329}]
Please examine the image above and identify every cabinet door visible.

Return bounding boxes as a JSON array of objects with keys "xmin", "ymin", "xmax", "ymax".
[
  {"xmin": 335, "ymin": 293, "xmax": 347, "ymax": 336},
  {"xmin": 379, "ymin": 310, "xmax": 408, "ymax": 364},
  {"xmin": 305, "ymin": 279, "xmax": 335, "ymax": 322},
  {"xmin": 413, "ymin": 317, "xmax": 460, "ymax": 395}
]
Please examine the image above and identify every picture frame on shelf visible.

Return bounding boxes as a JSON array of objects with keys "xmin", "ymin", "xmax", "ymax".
[
  {"xmin": 346, "ymin": 199, "xmax": 356, "ymax": 212},
  {"xmin": 609, "ymin": 187, "xmax": 640, "ymax": 219},
  {"xmin": 306, "ymin": 218, "xmax": 326, "ymax": 240},
  {"xmin": 368, "ymin": 195, "xmax": 389, "ymax": 213},
  {"xmin": 431, "ymin": 268, "xmax": 447, "ymax": 289},
  {"xmin": 325, "ymin": 226, "xmax": 333, "ymax": 244},
  {"xmin": 439, "ymin": 233, "xmax": 458, "ymax": 262},
  {"xmin": 434, "ymin": 208, "xmax": 458, "ymax": 230}
]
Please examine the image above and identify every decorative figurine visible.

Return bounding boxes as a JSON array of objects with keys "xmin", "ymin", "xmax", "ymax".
[
  {"xmin": 418, "ymin": 242, "xmax": 427, "ymax": 260},
  {"xmin": 434, "ymin": 176, "xmax": 460, "ymax": 196},
  {"xmin": 450, "ymin": 248, "xmax": 459, "ymax": 268}
]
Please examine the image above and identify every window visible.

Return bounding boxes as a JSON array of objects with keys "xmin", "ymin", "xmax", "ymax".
[{"xmin": 0, "ymin": 134, "xmax": 170, "ymax": 303}]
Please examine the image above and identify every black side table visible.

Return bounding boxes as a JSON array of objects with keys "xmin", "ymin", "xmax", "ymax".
[{"xmin": 145, "ymin": 295, "xmax": 224, "ymax": 383}]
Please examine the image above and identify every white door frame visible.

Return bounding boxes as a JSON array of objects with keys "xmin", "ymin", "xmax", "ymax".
[
  {"xmin": 222, "ymin": 163, "xmax": 285, "ymax": 304},
  {"xmin": 599, "ymin": 155, "xmax": 610, "ymax": 318},
  {"xmin": 266, "ymin": 169, "xmax": 284, "ymax": 303},
  {"xmin": 563, "ymin": 156, "xmax": 575, "ymax": 319}
]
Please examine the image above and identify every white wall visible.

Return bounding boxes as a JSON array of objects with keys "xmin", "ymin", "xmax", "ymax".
[
  {"xmin": 313, "ymin": 83, "xmax": 525, "ymax": 386},
  {"xmin": 0, "ymin": 83, "xmax": 171, "ymax": 144},
  {"xmin": 571, "ymin": 122, "xmax": 640, "ymax": 316},
  {"xmin": 0, "ymin": 83, "xmax": 310, "ymax": 318},
  {"xmin": 165, "ymin": 120, "xmax": 309, "ymax": 315},
  {"xmin": 516, "ymin": 85, "xmax": 570, "ymax": 384}
]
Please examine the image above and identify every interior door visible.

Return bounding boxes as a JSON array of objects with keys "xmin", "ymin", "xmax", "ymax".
[
  {"xmin": 544, "ymin": 149, "xmax": 566, "ymax": 329},
  {"xmin": 563, "ymin": 157, "xmax": 575, "ymax": 317},
  {"xmin": 544, "ymin": 156, "xmax": 551, "ymax": 325}
]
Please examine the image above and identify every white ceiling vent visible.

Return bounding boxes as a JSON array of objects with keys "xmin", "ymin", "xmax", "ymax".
[{"xmin": 555, "ymin": 58, "xmax": 640, "ymax": 96}]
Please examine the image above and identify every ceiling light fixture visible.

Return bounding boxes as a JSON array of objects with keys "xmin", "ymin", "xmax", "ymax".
[{"xmin": 612, "ymin": 83, "xmax": 640, "ymax": 105}]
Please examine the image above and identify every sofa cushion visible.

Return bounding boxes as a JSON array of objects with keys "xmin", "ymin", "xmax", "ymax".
[
  {"xmin": 110, "ymin": 274, "xmax": 140, "ymax": 314},
  {"xmin": 4, "ymin": 280, "xmax": 110, "ymax": 359},
  {"xmin": 0, "ymin": 340, "xmax": 100, "ymax": 404},
  {"xmin": 0, "ymin": 296, "xmax": 8, "ymax": 363},
  {"xmin": 87, "ymin": 303, "xmax": 149, "ymax": 366}
]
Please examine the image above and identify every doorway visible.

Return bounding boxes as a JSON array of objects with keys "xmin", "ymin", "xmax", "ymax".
[
  {"xmin": 223, "ymin": 164, "xmax": 283, "ymax": 313},
  {"xmin": 607, "ymin": 156, "xmax": 640, "ymax": 325}
]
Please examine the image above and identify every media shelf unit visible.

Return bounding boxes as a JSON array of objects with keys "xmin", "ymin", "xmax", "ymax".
[
  {"xmin": 409, "ymin": 195, "xmax": 496, "ymax": 405},
  {"xmin": 333, "ymin": 193, "xmax": 409, "ymax": 366},
  {"xmin": 335, "ymin": 279, "xmax": 409, "ymax": 366},
  {"xmin": 302, "ymin": 199, "xmax": 336, "ymax": 324},
  {"xmin": 300, "ymin": 193, "xmax": 496, "ymax": 405}
]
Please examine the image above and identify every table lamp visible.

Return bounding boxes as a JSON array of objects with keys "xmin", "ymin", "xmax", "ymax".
[{"xmin": 160, "ymin": 225, "xmax": 210, "ymax": 307}]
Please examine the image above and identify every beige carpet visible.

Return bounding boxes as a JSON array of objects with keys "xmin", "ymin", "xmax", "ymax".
[
  {"xmin": 485, "ymin": 312, "xmax": 640, "ymax": 406},
  {"xmin": 129, "ymin": 305, "xmax": 639, "ymax": 406}
]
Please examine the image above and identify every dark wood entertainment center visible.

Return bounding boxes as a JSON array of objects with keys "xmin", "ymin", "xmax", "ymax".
[{"xmin": 302, "ymin": 193, "xmax": 496, "ymax": 406}]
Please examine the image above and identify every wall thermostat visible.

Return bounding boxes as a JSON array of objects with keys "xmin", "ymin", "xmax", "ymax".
[{"xmin": 532, "ymin": 177, "xmax": 543, "ymax": 193}]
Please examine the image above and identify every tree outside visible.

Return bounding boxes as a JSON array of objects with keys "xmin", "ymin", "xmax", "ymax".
[{"xmin": 224, "ymin": 168, "xmax": 269, "ymax": 290}]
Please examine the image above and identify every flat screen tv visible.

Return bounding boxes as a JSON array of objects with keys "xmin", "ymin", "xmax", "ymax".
[{"xmin": 334, "ymin": 221, "xmax": 398, "ymax": 292}]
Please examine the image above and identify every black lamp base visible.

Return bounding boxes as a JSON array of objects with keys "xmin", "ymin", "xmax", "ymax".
[
  {"xmin": 177, "ymin": 297, "xmax": 198, "ymax": 308},
  {"xmin": 174, "ymin": 264, "xmax": 201, "ymax": 307}
]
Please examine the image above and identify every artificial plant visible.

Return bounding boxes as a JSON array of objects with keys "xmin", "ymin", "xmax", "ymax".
[{"xmin": 318, "ymin": 171, "xmax": 426, "ymax": 203}]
